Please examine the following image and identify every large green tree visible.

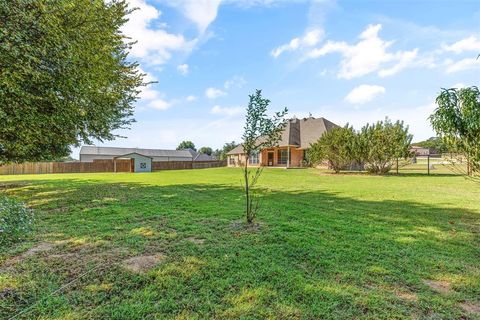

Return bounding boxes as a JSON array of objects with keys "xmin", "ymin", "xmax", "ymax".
[
  {"xmin": 0, "ymin": 0, "xmax": 144, "ymax": 163},
  {"xmin": 213, "ymin": 141, "xmax": 238, "ymax": 160},
  {"xmin": 308, "ymin": 125, "xmax": 356, "ymax": 173},
  {"xmin": 176, "ymin": 141, "xmax": 196, "ymax": 151},
  {"xmin": 430, "ymin": 87, "xmax": 480, "ymax": 175},
  {"xmin": 198, "ymin": 147, "xmax": 213, "ymax": 156},
  {"xmin": 359, "ymin": 118, "xmax": 412, "ymax": 174},
  {"xmin": 241, "ymin": 90, "xmax": 287, "ymax": 224}
]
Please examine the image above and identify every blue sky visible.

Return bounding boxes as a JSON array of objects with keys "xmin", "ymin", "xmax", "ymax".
[{"xmin": 74, "ymin": 0, "xmax": 480, "ymax": 157}]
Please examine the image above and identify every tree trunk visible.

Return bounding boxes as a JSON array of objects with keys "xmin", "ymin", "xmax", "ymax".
[{"xmin": 244, "ymin": 157, "xmax": 252, "ymax": 224}]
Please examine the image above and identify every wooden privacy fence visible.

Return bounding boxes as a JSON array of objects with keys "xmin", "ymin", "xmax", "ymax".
[{"xmin": 0, "ymin": 159, "xmax": 227, "ymax": 175}]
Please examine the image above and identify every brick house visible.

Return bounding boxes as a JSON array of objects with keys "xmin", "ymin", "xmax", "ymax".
[{"xmin": 227, "ymin": 116, "xmax": 338, "ymax": 168}]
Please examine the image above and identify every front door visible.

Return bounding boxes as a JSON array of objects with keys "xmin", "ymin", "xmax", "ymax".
[
  {"xmin": 267, "ymin": 152, "xmax": 274, "ymax": 166},
  {"xmin": 130, "ymin": 159, "xmax": 135, "ymax": 172}
]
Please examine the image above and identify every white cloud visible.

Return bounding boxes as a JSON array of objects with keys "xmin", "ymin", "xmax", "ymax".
[
  {"xmin": 122, "ymin": 0, "xmax": 196, "ymax": 65},
  {"xmin": 186, "ymin": 95, "xmax": 197, "ymax": 102},
  {"xmin": 205, "ymin": 87, "xmax": 226, "ymax": 99},
  {"xmin": 306, "ymin": 24, "xmax": 419, "ymax": 79},
  {"xmin": 445, "ymin": 57, "xmax": 480, "ymax": 73},
  {"xmin": 345, "ymin": 84, "xmax": 386, "ymax": 104},
  {"xmin": 210, "ymin": 105, "xmax": 243, "ymax": 116},
  {"xmin": 271, "ymin": 29, "xmax": 324, "ymax": 58},
  {"xmin": 177, "ymin": 63, "xmax": 189, "ymax": 75},
  {"xmin": 224, "ymin": 75, "xmax": 247, "ymax": 89},
  {"xmin": 149, "ymin": 98, "xmax": 172, "ymax": 110},
  {"xmin": 442, "ymin": 36, "xmax": 480, "ymax": 54},
  {"xmin": 165, "ymin": 0, "xmax": 222, "ymax": 34},
  {"xmin": 451, "ymin": 83, "xmax": 466, "ymax": 89}
]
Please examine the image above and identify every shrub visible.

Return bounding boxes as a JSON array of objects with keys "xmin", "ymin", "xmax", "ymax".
[
  {"xmin": 0, "ymin": 195, "xmax": 34, "ymax": 246},
  {"xmin": 359, "ymin": 118, "xmax": 412, "ymax": 174},
  {"xmin": 308, "ymin": 125, "xmax": 357, "ymax": 173}
]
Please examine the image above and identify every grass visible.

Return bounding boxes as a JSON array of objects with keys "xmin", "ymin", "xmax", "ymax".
[{"xmin": 0, "ymin": 168, "xmax": 479, "ymax": 319}]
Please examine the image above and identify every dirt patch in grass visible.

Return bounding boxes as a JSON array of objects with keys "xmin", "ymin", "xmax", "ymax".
[
  {"xmin": 122, "ymin": 254, "xmax": 165, "ymax": 273},
  {"xmin": 230, "ymin": 220, "xmax": 263, "ymax": 233},
  {"xmin": 185, "ymin": 237, "xmax": 205, "ymax": 245},
  {"xmin": 460, "ymin": 302, "xmax": 480, "ymax": 315},
  {"xmin": 396, "ymin": 291, "xmax": 419, "ymax": 302},
  {"xmin": 422, "ymin": 279, "xmax": 452, "ymax": 294},
  {"xmin": 1, "ymin": 242, "xmax": 54, "ymax": 270}
]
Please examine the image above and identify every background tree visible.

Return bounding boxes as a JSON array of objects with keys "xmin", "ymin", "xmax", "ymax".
[
  {"xmin": 177, "ymin": 141, "xmax": 196, "ymax": 151},
  {"xmin": 360, "ymin": 118, "xmax": 412, "ymax": 174},
  {"xmin": 241, "ymin": 90, "xmax": 287, "ymax": 224},
  {"xmin": 198, "ymin": 147, "xmax": 213, "ymax": 156},
  {"xmin": 0, "ymin": 0, "xmax": 144, "ymax": 163},
  {"xmin": 213, "ymin": 141, "xmax": 238, "ymax": 160},
  {"xmin": 430, "ymin": 87, "xmax": 480, "ymax": 175},
  {"xmin": 308, "ymin": 125, "xmax": 356, "ymax": 173}
]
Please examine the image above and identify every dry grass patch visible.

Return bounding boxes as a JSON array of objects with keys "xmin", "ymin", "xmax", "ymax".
[
  {"xmin": 122, "ymin": 254, "xmax": 165, "ymax": 273},
  {"xmin": 422, "ymin": 279, "xmax": 452, "ymax": 294},
  {"xmin": 460, "ymin": 302, "xmax": 480, "ymax": 315}
]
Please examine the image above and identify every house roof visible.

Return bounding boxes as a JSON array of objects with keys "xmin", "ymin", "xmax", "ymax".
[
  {"xmin": 227, "ymin": 116, "xmax": 338, "ymax": 154},
  {"xmin": 80, "ymin": 146, "xmax": 194, "ymax": 159}
]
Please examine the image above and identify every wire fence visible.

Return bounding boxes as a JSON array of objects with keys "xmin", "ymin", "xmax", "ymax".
[{"xmin": 394, "ymin": 154, "xmax": 470, "ymax": 176}]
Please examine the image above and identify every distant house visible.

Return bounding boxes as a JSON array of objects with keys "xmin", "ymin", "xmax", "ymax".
[
  {"xmin": 79, "ymin": 146, "xmax": 213, "ymax": 173},
  {"xmin": 410, "ymin": 146, "xmax": 436, "ymax": 156},
  {"xmin": 227, "ymin": 116, "xmax": 338, "ymax": 168}
]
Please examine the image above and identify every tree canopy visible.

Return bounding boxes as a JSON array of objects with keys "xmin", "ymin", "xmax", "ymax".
[
  {"xmin": 430, "ymin": 87, "xmax": 480, "ymax": 174},
  {"xmin": 198, "ymin": 147, "xmax": 213, "ymax": 156},
  {"xmin": 0, "ymin": 0, "xmax": 144, "ymax": 163},
  {"xmin": 308, "ymin": 125, "xmax": 357, "ymax": 173},
  {"xmin": 176, "ymin": 141, "xmax": 196, "ymax": 151},
  {"xmin": 213, "ymin": 141, "xmax": 238, "ymax": 160},
  {"xmin": 360, "ymin": 118, "xmax": 412, "ymax": 174}
]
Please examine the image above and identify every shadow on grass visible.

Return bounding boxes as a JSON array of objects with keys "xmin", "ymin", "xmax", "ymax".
[{"xmin": 0, "ymin": 177, "xmax": 479, "ymax": 319}]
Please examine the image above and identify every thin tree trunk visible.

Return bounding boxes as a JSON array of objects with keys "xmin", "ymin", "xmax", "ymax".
[{"xmin": 244, "ymin": 157, "xmax": 251, "ymax": 223}]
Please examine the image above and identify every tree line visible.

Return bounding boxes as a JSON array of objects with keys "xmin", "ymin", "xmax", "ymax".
[{"xmin": 307, "ymin": 119, "xmax": 412, "ymax": 174}]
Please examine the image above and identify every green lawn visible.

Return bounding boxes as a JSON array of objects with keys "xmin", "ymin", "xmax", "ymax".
[{"xmin": 1, "ymin": 168, "xmax": 479, "ymax": 319}]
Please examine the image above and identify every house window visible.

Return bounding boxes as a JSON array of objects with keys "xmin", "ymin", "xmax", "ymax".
[
  {"xmin": 249, "ymin": 150, "xmax": 259, "ymax": 164},
  {"xmin": 277, "ymin": 149, "xmax": 290, "ymax": 165},
  {"xmin": 229, "ymin": 156, "xmax": 236, "ymax": 165},
  {"xmin": 140, "ymin": 162, "xmax": 146, "ymax": 169}
]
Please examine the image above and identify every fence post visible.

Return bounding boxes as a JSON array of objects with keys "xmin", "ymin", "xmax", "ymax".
[
  {"xmin": 427, "ymin": 155, "xmax": 430, "ymax": 175},
  {"xmin": 396, "ymin": 158, "xmax": 399, "ymax": 174}
]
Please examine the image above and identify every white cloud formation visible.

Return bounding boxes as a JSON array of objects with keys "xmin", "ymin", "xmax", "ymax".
[
  {"xmin": 165, "ymin": 0, "xmax": 222, "ymax": 33},
  {"xmin": 345, "ymin": 84, "xmax": 386, "ymax": 104},
  {"xmin": 271, "ymin": 29, "xmax": 324, "ymax": 58},
  {"xmin": 445, "ymin": 57, "xmax": 480, "ymax": 73},
  {"xmin": 186, "ymin": 95, "xmax": 197, "ymax": 102},
  {"xmin": 177, "ymin": 63, "xmax": 189, "ymax": 75},
  {"xmin": 442, "ymin": 36, "xmax": 480, "ymax": 54},
  {"xmin": 210, "ymin": 105, "xmax": 243, "ymax": 116},
  {"xmin": 148, "ymin": 98, "xmax": 172, "ymax": 110},
  {"xmin": 224, "ymin": 75, "xmax": 247, "ymax": 89},
  {"xmin": 205, "ymin": 87, "xmax": 226, "ymax": 99},
  {"xmin": 306, "ymin": 24, "xmax": 419, "ymax": 79},
  {"xmin": 122, "ymin": 0, "xmax": 196, "ymax": 65}
]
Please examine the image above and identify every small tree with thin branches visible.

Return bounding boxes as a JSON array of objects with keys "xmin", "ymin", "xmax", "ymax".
[{"xmin": 241, "ymin": 90, "xmax": 287, "ymax": 224}]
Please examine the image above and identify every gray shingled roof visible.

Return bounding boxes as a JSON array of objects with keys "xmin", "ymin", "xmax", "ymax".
[
  {"xmin": 227, "ymin": 117, "xmax": 338, "ymax": 154},
  {"xmin": 80, "ymin": 146, "xmax": 194, "ymax": 158}
]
